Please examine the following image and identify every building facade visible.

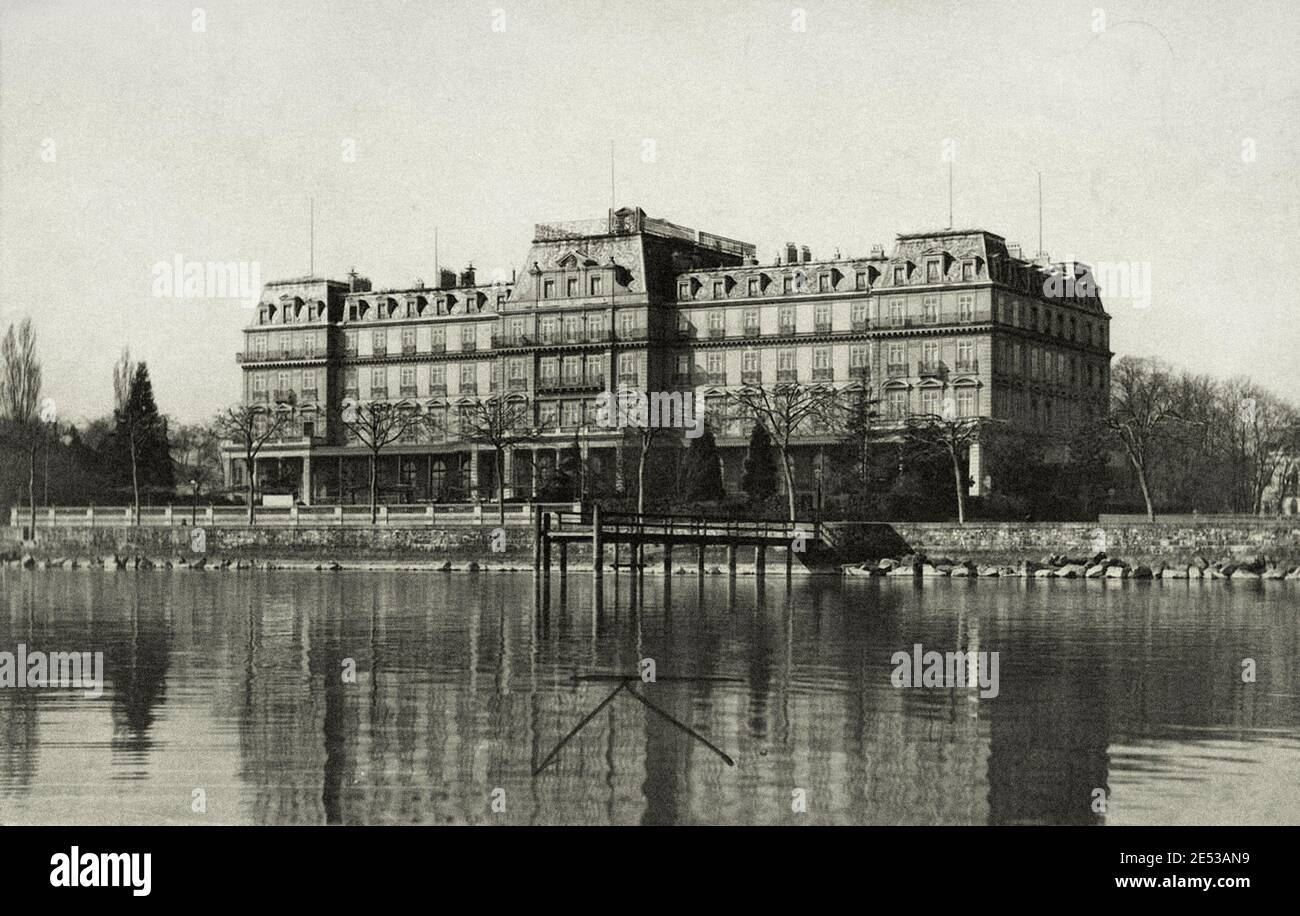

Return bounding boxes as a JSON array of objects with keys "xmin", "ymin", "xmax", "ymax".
[{"xmin": 223, "ymin": 206, "xmax": 1112, "ymax": 506}]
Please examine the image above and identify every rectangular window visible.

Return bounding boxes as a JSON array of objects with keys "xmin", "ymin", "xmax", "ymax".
[
  {"xmin": 401, "ymin": 327, "xmax": 416, "ymax": 351},
  {"xmin": 708, "ymin": 311, "xmax": 724, "ymax": 333},
  {"xmin": 539, "ymin": 358, "xmax": 558, "ymax": 381},
  {"xmin": 783, "ymin": 275, "xmax": 793, "ymax": 294},
  {"xmin": 889, "ymin": 299, "xmax": 904, "ymax": 325},
  {"xmin": 371, "ymin": 330, "xmax": 386, "ymax": 353},
  {"xmin": 562, "ymin": 401, "xmax": 582, "ymax": 428},
  {"xmin": 927, "ymin": 260, "xmax": 941, "ymax": 283},
  {"xmin": 590, "ymin": 275, "xmax": 602, "ymax": 296},
  {"xmin": 460, "ymin": 326, "xmax": 475, "ymax": 349},
  {"xmin": 958, "ymin": 295, "xmax": 974, "ymax": 321},
  {"xmin": 678, "ymin": 281, "xmax": 690, "ymax": 299},
  {"xmin": 958, "ymin": 388, "xmax": 976, "ymax": 417},
  {"xmin": 371, "ymin": 368, "xmax": 386, "ymax": 391},
  {"xmin": 920, "ymin": 388, "xmax": 940, "ymax": 415},
  {"xmin": 956, "ymin": 341, "xmax": 974, "ymax": 369},
  {"xmin": 706, "ymin": 353, "xmax": 724, "ymax": 380},
  {"xmin": 777, "ymin": 349, "xmax": 795, "ymax": 371},
  {"xmin": 713, "ymin": 280, "xmax": 724, "ymax": 298},
  {"xmin": 855, "ymin": 272, "xmax": 867, "ymax": 290},
  {"xmin": 538, "ymin": 402, "xmax": 558, "ymax": 428},
  {"xmin": 888, "ymin": 389, "xmax": 907, "ymax": 418},
  {"xmin": 302, "ymin": 370, "xmax": 316, "ymax": 390},
  {"xmin": 460, "ymin": 364, "xmax": 476, "ymax": 389},
  {"xmin": 849, "ymin": 345, "xmax": 867, "ymax": 368},
  {"xmin": 818, "ymin": 274, "xmax": 830, "ymax": 292},
  {"xmin": 543, "ymin": 279, "xmax": 555, "ymax": 299},
  {"xmin": 748, "ymin": 277, "xmax": 759, "ymax": 297},
  {"xmin": 893, "ymin": 266, "xmax": 906, "ymax": 285},
  {"xmin": 400, "ymin": 366, "xmax": 416, "ymax": 389},
  {"xmin": 814, "ymin": 304, "xmax": 831, "ymax": 330},
  {"xmin": 962, "ymin": 261, "xmax": 974, "ymax": 281},
  {"xmin": 567, "ymin": 277, "xmax": 578, "ymax": 297},
  {"xmin": 562, "ymin": 355, "xmax": 582, "ymax": 382},
  {"xmin": 922, "ymin": 296, "xmax": 939, "ymax": 323}
]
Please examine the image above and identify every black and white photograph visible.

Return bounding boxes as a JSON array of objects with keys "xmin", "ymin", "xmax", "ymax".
[{"xmin": 0, "ymin": 0, "xmax": 1295, "ymax": 895}]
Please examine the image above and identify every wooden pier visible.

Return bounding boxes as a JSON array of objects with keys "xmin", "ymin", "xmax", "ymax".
[{"xmin": 533, "ymin": 505, "xmax": 824, "ymax": 580}]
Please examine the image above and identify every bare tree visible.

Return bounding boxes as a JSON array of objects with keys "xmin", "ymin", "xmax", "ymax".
[
  {"xmin": 1106, "ymin": 356, "xmax": 1182, "ymax": 522},
  {"xmin": 727, "ymin": 382, "xmax": 846, "ymax": 520},
  {"xmin": 342, "ymin": 399, "xmax": 422, "ymax": 523},
  {"xmin": 903, "ymin": 413, "xmax": 985, "ymax": 524},
  {"xmin": 1, "ymin": 319, "xmax": 42, "ymax": 538},
  {"xmin": 213, "ymin": 405, "xmax": 290, "ymax": 524},
  {"xmin": 455, "ymin": 394, "xmax": 546, "ymax": 525}
]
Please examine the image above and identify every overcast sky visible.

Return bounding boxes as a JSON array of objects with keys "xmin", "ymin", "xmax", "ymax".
[{"xmin": 2, "ymin": 0, "xmax": 1297, "ymax": 425}]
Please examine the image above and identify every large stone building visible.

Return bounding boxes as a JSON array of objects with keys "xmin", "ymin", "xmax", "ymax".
[{"xmin": 224, "ymin": 206, "xmax": 1111, "ymax": 506}]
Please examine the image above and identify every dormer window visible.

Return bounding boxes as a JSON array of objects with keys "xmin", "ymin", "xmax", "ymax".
[
  {"xmin": 818, "ymin": 274, "xmax": 830, "ymax": 292},
  {"xmin": 926, "ymin": 260, "xmax": 942, "ymax": 283},
  {"xmin": 678, "ymin": 280, "xmax": 690, "ymax": 299},
  {"xmin": 543, "ymin": 279, "xmax": 555, "ymax": 299},
  {"xmin": 748, "ymin": 277, "xmax": 759, "ymax": 297},
  {"xmin": 590, "ymin": 275, "xmax": 602, "ymax": 296},
  {"xmin": 855, "ymin": 272, "xmax": 867, "ymax": 290},
  {"xmin": 713, "ymin": 280, "xmax": 724, "ymax": 298},
  {"xmin": 567, "ymin": 277, "xmax": 578, "ymax": 297},
  {"xmin": 962, "ymin": 260, "xmax": 975, "ymax": 281},
  {"xmin": 893, "ymin": 265, "xmax": 906, "ymax": 285}
]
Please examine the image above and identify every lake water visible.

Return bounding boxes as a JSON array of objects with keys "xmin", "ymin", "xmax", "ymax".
[{"xmin": 1, "ymin": 569, "xmax": 1298, "ymax": 825}]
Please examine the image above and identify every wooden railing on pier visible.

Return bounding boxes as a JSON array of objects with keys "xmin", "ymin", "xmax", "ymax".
[{"xmin": 535, "ymin": 506, "xmax": 824, "ymax": 579}]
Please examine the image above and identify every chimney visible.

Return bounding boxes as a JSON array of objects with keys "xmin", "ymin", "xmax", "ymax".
[
  {"xmin": 800, "ymin": 245, "xmax": 812, "ymax": 264},
  {"xmin": 459, "ymin": 263, "xmax": 476, "ymax": 288},
  {"xmin": 439, "ymin": 269, "xmax": 457, "ymax": 290},
  {"xmin": 785, "ymin": 242, "xmax": 798, "ymax": 265},
  {"xmin": 870, "ymin": 244, "xmax": 885, "ymax": 258},
  {"xmin": 1008, "ymin": 243, "xmax": 1023, "ymax": 260}
]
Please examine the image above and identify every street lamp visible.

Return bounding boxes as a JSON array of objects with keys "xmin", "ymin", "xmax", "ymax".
[{"xmin": 190, "ymin": 478, "xmax": 199, "ymax": 526}]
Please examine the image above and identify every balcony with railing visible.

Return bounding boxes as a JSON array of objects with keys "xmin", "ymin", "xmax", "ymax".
[
  {"xmin": 400, "ymin": 385, "xmax": 419, "ymax": 397},
  {"xmin": 742, "ymin": 370, "xmax": 763, "ymax": 385},
  {"xmin": 428, "ymin": 383, "xmax": 447, "ymax": 396},
  {"xmin": 886, "ymin": 363, "xmax": 908, "ymax": 378},
  {"xmin": 918, "ymin": 361, "xmax": 946, "ymax": 379},
  {"xmin": 252, "ymin": 389, "xmax": 269, "ymax": 402},
  {"xmin": 776, "ymin": 369, "xmax": 798, "ymax": 383},
  {"xmin": 954, "ymin": 358, "xmax": 979, "ymax": 374},
  {"xmin": 616, "ymin": 327, "xmax": 648, "ymax": 341},
  {"xmin": 778, "ymin": 324, "xmax": 797, "ymax": 337},
  {"xmin": 851, "ymin": 319, "xmax": 869, "ymax": 332},
  {"xmin": 811, "ymin": 367, "xmax": 833, "ymax": 381},
  {"xmin": 460, "ymin": 382, "xmax": 478, "ymax": 396},
  {"xmin": 373, "ymin": 344, "xmax": 387, "ymax": 357},
  {"xmin": 429, "ymin": 342, "xmax": 446, "ymax": 354},
  {"xmin": 370, "ymin": 387, "xmax": 388, "ymax": 399},
  {"xmin": 849, "ymin": 365, "xmax": 871, "ymax": 380},
  {"xmin": 461, "ymin": 340, "xmax": 477, "ymax": 353},
  {"xmin": 617, "ymin": 374, "xmax": 639, "ymax": 388},
  {"xmin": 507, "ymin": 376, "xmax": 528, "ymax": 390},
  {"xmin": 273, "ymin": 389, "xmax": 296, "ymax": 403},
  {"xmin": 743, "ymin": 325, "xmax": 761, "ymax": 338},
  {"xmin": 402, "ymin": 343, "xmax": 417, "ymax": 355},
  {"xmin": 707, "ymin": 327, "xmax": 726, "ymax": 339},
  {"xmin": 538, "ymin": 373, "xmax": 604, "ymax": 393},
  {"xmin": 705, "ymin": 372, "xmax": 727, "ymax": 385},
  {"xmin": 814, "ymin": 322, "xmax": 833, "ymax": 334}
]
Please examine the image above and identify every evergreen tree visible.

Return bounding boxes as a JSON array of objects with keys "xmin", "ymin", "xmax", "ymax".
[
  {"xmin": 110, "ymin": 360, "xmax": 174, "ymax": 507},
  {"xmin": 682, "ymin": 426, "xmax": 724, "ymax": 502},
  {"xmin": 741, "ymin": 421, "xmax": 778, "ymax": 503}
]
